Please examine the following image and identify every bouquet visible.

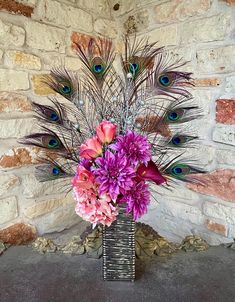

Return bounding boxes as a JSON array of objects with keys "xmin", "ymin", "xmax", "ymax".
[{"xmin": 72, "ymin": 120, "xmax": 166, "ymax": 226}]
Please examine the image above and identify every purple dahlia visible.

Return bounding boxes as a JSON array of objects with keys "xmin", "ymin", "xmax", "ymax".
[
  {"xmin": 120, "ymin": 181, "xmax": 151, "ymax": 220},
  {"xmin": 94, "ymin": 150, "xmax": 136, "ymax": 201},
  {"xmin": 110, "ymin": 130, "xmax": 151, "ymax": 167}
]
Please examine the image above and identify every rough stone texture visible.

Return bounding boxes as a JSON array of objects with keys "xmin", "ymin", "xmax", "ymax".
[
  {"xmin": 0, "ymin": 174, "xmax": 19, "ymax": 197},
  {"xmin": 35, "ymin": 203, "xmax": 81, "ymax": 234},
  {"xmin": 180, "ymin": 15, "xmax": 229, "ymax": 44},
  {"xmin": 0, "ymin": 196, "xmax": 18, "ymax": 224},
  {"xmin": 24, "ymin": 195, "xmax": 75, "ymax": 219},
  {"xmin": 0, "ymin": 92, "xmax": 31, "ymax": 113},
  {"xmin": 154, "ymin": 0, "xmax": 211, "ymax": 23},
  {"xmin": 64, "ymin": 56, "xmax": 82, "ymax": 71},
  {"xmin": 77, "ymin": 0, "xmax": 110, "ymax": 18},
  {"xmin": 216, "ymin": 148, "xmax": 235, "ymax": 166},
  {"xmin": 0, "ymin": 147, "xmax": 39, "ymax": 168},
  {"xmin": 124, "ymin": 10, "xmax": 149, "ymax": 34},
  {"xmin": 193, "ymin": 78, "xmax": 221, "ymax": 87},
  {"xmin": 0, "ymin": 223, "xmax": 36, "ymax": 245},
  {"xmin": 187, "ymin": 169, "xmax": 235, "ymax": 202},
  {"xmin": 225, "ymin": 75, "xmax": 235, "ymax": 93},
  {"xmin": 22, "ymin": 174, "xmax": 70, "ymax": 198},
  {"xmin": 196, "ymin": 45, "xmax": 235, "ymax": 74},
  {"xmin": 0, "ymin": 0, "xmax": 34, "ymax": 17},
  {"xmin": 203, "ymin": 202, "xmax": 235, "ymax": 225},
  {"xmin": 206, "ymin": 219, "xmax": 227, "ymax": 236},
  {"xmin": 0, "ymin": 69, "xmax": 29, "ymax": 91},
  {"xmin": 94, "ymin": 19, "xmax": 117, "ymax": 38},
  {"xmin": 40, "ymin": 52, "xmax": 63, "ymax": 70},
  {"xmin": 25, "ymin": 21, "xmax": 66, "ymax": 52},
  {"xmin": 0, "ymin": 118, "xmax": 35, "ymax": 138},
  {"xmin": 216, "ymin": 99, "xmax": 235, "ymax": 124},
  {"xmin": 0, "ymin": 18, "xmax": 25, "ymax": 47},
  {"xmin": 5, "ymin": 50, "xmax": 41, "ymax": 70},
  {"xmin": 222, "ymin": 0, "xmax": 235, "ymax": 3},
  {"xmin": 212, "ymin": 125, "xmax": 235, "ymax": 146},
  {"xmin": 147, "ymin": 24, "xmax": 178, "ymax": 47},
  {"xmin": 31, "ymin": 74, "xmax": 55, "ymax": 95},
  {"xmin": 0, "ymin": 49, "xmax": 3, "ymax": 61},
  {"xmin": 159, "ymin": 200, "xmax": 204, "ymax": 226},
  {"xmin": 36, "ymin": 0, "xmax": 93, "ymax": 32}
]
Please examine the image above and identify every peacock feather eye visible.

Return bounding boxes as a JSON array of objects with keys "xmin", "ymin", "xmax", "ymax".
[
  {"xmin": 168, "ymin": 111, "xmax": 179, "ymax": 121},
  {"xmin": 171, "ymin": 136, "xmax": 181, "ymax": 145},
  {"xmin": 52, "ymin": 166, "xmax": 60, "ymax": 175},
  {"xmin": 159, "ymin": 74, "xmax": 171, "ymax": 87},
  {"xmin": 48, "ymin": 138, "xmax": 59, "ymax": 148},
  {"xmin": 50, "ymin": 112, "xmax": 59, "ymax": 122},
  {"xmin": 59, "ymin": 82, "xmax": 72, "ymax": 95},
  {"xmin": 93, "ymin": 64, "xmax": 104, "ymax": 74},
  {"xmin": 129, "ymin": 63, "xmax": 139, "ymax": 74},
  {"xmin": 172, "ymin": 166, "xmax": 183, "ymax": 175}
]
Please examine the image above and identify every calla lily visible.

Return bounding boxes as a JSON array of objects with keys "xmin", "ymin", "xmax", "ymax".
[{"xmin": 136, "ymin": 160, "xmax": 166, "ymax": 185}]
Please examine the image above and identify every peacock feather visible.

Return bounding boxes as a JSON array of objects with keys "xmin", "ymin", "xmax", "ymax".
[{"xmin": 20, "ymin": 35, "xmax": 205, "ymax": 187}]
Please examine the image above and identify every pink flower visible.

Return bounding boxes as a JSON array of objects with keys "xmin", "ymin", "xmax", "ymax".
[
  {"xmin": 72, "ymin": 165, "xmax": 95, "ymax": 190},
  {"xmin": 136, "ymin": 160, "xmax": 166, "ymax": 185},
  {"xmin": 96, "ymin": 121, "xmax": 117, "ymax": 144},
  {"xmin": 74, "ymin": 189, "xmax": 118, "ymax": 226},
  {"xmin": 80, "ymin": 136, "xmax": 102, "ymax": 159}
]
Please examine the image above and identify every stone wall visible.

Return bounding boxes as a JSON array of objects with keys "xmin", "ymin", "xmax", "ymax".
[
  {"xmin": 0, "ymin": 0, "xmax": 117, "ymax": 237},
  {"xmin": 110, "ymin": 0, "xmax": 235, "ymax": 245},
  {"xmin": 0, "ymin": 0, "xmax": 234, "ymax": 245}
]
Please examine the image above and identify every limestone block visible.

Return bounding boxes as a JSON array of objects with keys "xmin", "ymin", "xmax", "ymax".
[
  {"xmin": 25, "ymin": 21, "xmax": 66, "ymax": 53},
  {"xmin": 0, "ymin": 147, "xmax": 40, "ymax": 168},
  {"xmin": 154, "ymin": 0, "xmax": 211, "ymax": 23},
  {"xmin": 77, "ymin": 0, "xmax": 110, "ymax": 18},
  {"xmin": 216, "ymin": 148, "xmax": 235, "ymax": 166},
  {"xmin": 0, "ymin": 223, "xmax": 37, "ymax": 245},
  {"xmin": 212, "ymin": 125, "xmax": 235, "ymax": 146},
  {"xmin": 196, "ymin": 45, "xmax": 235, "ymax": 74},
  {"xmin": 36, "ymin": 0, "xmax": 93, "ymax": 32},
  {"xmin": 188, "ymin": 169, "xmax": 235, "ymax": 202},
  {"xmin": 147, "ymin": 24, "xmax": 178, "ymax": 47},
  {"xmin": 0, "ymin": 196, "xmax": 18, "ymax": 224},
  {"xmin": 24, "ymin": 195, "xmax": 75, "ymax": 219},
  {"xmin": 35, "ymin": 203, "xmax": 81, "ymax": 234},
  {"xmin": 64, "ymin": 57, "xmax": 82, "ymax": 71},
  {"xmin": 203, "ymin": 202, "xmax": 235, "ymax": 224},
  {"xmin": 0, "ymin": 19, "xmax": 25, "ymax": 47},
  {"xmin": 180, "ymin": 15, "xmax": 229, "ymax": 44},
  {"xmin": 0, "ymin": 92, "xmax": 31, "ymax": 113},
  {"xmin": 225, "ymin": 75, "xmax": 235, "ymax": 93},
  {"xmin": 0, "ymin": 118, "xmax": 35, "ymax": 138},
  {"xmin": 94, "ymin": 19, "xmax": 117, "ymax": 39},
  {"xmin": 0, "ymin": 69, "xmax": 29, "ymax": 91},
  {"xmin": 0, "ymin": 174, "xmax": 20, "ymax": 197},
  {"xmin": 5, "ymin": 50, "xmax": 41, "ymax": 70}
]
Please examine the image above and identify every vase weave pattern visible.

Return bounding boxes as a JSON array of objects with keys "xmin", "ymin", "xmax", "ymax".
[{"xmin": 102, "ymin": 204, "xmax": 135, "ymax": 281}]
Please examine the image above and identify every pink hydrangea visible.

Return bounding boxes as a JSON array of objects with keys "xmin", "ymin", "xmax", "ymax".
[{"xmin": 73, "ymin": 188, "xmax": 118, "ymax": 226}]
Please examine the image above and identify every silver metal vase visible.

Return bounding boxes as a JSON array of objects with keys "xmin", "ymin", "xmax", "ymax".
[{"xmin": 102, "ymin": 204, "xmax": 135, "ymax": 281}]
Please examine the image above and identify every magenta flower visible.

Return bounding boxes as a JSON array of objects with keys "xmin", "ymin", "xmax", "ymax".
[
  {"xmin": 136, "ymin": 160, "xmax": 166, "ymax": 185},
  {"xmin": 111, "ymin": 130, "xmax": 151, "ymax": 166},
  {"xmin": 120, "ymin": 181, "xmax": 151, "ymax": 220},
  {"xmin": 94, "ymin": 150, "xmax": 136, "ymax": 201}
]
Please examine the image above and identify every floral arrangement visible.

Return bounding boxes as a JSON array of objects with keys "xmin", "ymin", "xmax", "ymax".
[{"xmin": 72, "ymin": 120, "xmax": 166, "ymax": 226}]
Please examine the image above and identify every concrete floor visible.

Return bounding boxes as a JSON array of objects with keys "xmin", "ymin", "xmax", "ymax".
[{"xmin": 0, "ymin": 246, "xmax": 235, "ymax": 302}]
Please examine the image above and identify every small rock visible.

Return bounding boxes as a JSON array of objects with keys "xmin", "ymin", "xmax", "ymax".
[
  {"xmin": 180, "ymin": 235, "xmax": 209, "ymax": 252},
  {"xmin": 32, "ymin": 237, "xmax": 57, "ymax": 254},
  {"xmin": 60, "ymin": 236, "xmax": 85, "ymax": 255},
  {"xmin": 84, "ymin": 227, "xmax": 102, "ymax": 259},
  {"xmin": 0, "ymin": 241, "xmax": 7, "ymax": 255},
  {"xmin": 0, "ymin": 223, "xmax": 37, "ymax": 245}
]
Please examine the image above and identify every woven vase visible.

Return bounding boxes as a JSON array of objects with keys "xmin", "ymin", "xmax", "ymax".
[{"xmin": 102, "ymin": 204, "xmax": 135, "ymax": 281}]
